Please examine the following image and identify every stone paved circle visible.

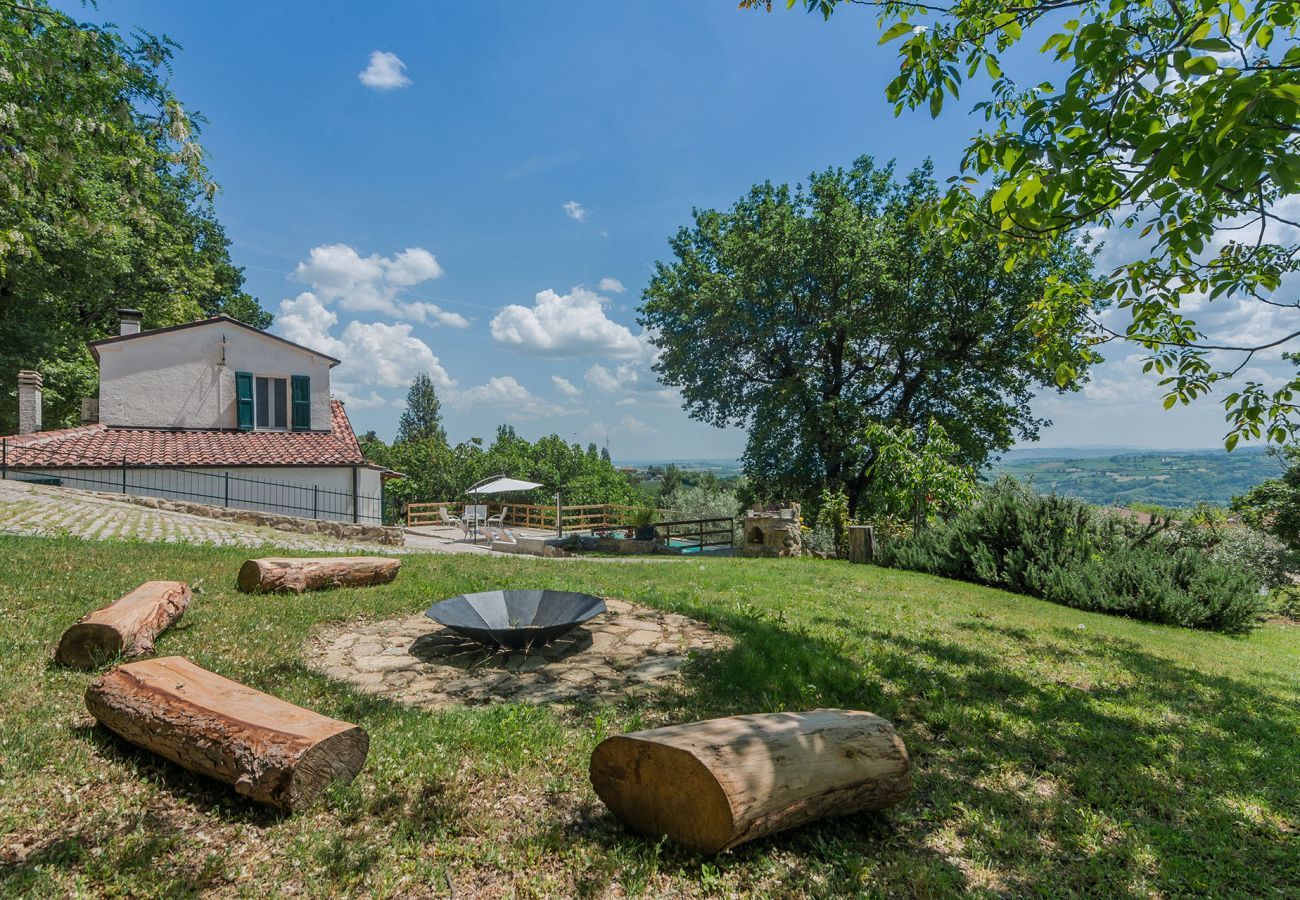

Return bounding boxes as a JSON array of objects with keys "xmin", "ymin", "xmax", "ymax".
[{"xmin": 307, "ymin": 598, "xmax": 730, "ymax": 708}]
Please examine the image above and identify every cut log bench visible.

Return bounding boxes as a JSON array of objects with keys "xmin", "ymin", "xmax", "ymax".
[
  {"xmin": 85, "ymin": 656, "xmax": 369, "ymax": 811},
  {"xmin": 54, "ymin": 581, "xmax": 191, "ymax": 669},
  {"xmin": 237, "ymin": 556, "xmax": 401, "ymax": 594},
  {"xmin": 589, "ymin": 709, "xmax": 911, "ymax": 854}
]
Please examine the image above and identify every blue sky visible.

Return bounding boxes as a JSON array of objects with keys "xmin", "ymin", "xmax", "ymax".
[{"xmin": 67, "ymin": 1, "xmax": 1267, "ymax": 457}]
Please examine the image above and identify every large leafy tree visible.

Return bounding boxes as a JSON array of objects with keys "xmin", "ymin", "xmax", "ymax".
[
  {"xmin": 639, "ymin": 156, "xmax": 1095, "ymax": 515},
  {"xmin": 0, "ymin": 1, "xmax": 269, "ymax": 433},
  {"xmin": 751, "ymin": 0, "xmax": 1300, "ymax": 447},
  {"xmin": 395, "ymin": 373, "xmax": 447, "ymax": 444}
]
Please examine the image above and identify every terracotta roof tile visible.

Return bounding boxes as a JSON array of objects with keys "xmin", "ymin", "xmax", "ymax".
[{"xmin": 1, "ymin": 400, "xmax": 369, "ymax": 468}]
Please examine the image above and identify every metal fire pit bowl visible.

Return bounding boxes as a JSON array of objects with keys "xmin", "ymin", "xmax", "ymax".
[{"xmin": 424, "ymin": 590, "xmax": 607, "ymax": 651}]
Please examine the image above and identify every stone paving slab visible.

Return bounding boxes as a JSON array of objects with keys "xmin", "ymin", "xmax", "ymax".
[{"xmin": 307, "ymin": 597, "xmax": 730, "ymax": 708}]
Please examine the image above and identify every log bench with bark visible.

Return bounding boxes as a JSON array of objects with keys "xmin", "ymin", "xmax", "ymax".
[
  {"xmin": 86, "ymin": 656, "xmax": 369, "ymax": 811},
  {"xmin": 589, "ymin": 709, "xmax": 911, "ymax": 854},
  {"xmin": 237, "ymin": 556, "xmax": 401, "ymax": 594},
  {"xmin": 54, "ymin": 581, "xmax": 191, "ymax": 669}
]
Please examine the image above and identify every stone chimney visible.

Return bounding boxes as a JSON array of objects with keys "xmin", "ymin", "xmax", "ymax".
[
  {"xmin": 117, "ymin": 308, "xmax": 143, "ymax": 336},
  {"xmin": 17, "ymin": 370, "xmax": 42, "ymax": 434}
]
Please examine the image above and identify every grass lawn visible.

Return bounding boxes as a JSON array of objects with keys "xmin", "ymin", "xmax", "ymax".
[{"xmin": 0, "ymin": 534, "xmax": 1296, "ymax": 898}]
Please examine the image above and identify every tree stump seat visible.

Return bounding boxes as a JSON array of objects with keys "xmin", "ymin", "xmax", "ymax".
[
  {"xmin": 54, "ymin": 580, "xmax": 190, "ymax": 668},
  {"xmin": 237, "ymin": 556, "xmax": 400, "ymax": 594},
  {"xmin": 589, "ymin": 708, "xmax": 912, "ymax": 853},
  {"xmin": 86, "ymin": 656, "xmax": 369, "ymax": 810}
]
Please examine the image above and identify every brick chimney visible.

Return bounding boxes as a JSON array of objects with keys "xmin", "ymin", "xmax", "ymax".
[
  {"xmin": 17, "ymin": 370, "xmax": 42, "ymax": 434},
  {"xmin": 117, "ymin": 308, "xmax": 143, "ymax": 336}
]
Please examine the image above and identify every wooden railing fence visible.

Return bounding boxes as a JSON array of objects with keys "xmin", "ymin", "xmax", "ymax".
[{"xmin": 404, "ymin": 501, "xmax": 721, "ymax": 545}]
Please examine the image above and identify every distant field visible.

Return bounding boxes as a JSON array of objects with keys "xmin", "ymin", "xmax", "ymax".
[{"xmin": 990, "ymin": 446, "xmax": 1283, "ymax": 508}]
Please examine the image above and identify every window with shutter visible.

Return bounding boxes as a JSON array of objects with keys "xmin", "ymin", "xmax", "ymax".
[
  {"xmin": 235, "ymin": 372, "xmax": 254, "ymax": 431},
  {"xmin": 291, "ymin": 375, "xmax": 311, "ymax": 430}
]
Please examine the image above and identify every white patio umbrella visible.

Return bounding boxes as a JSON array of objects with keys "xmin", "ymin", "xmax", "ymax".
[{"xmin": 465, "ymin": 475, "xmax": 544, "ymax": 543}]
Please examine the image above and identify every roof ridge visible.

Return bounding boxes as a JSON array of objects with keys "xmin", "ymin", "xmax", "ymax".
[{"xmin": 2, "ymin": 417, "xmax": 368, "ymax": 468}]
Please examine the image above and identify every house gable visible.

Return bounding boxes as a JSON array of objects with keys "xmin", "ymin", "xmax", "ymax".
[{"xmin": 93, "ymin": 316, "xmax": 336, "ymax": 431}]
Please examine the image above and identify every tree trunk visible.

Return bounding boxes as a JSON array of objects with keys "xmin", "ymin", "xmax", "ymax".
[
  {"xmin": 847, "ymin": 525, "xmax": 877, "ymax": 564},
  {"xmin": 589, "ymin": 709, "xmax": 911, "ymax": 854},
  {"xmin": 85, "ymin": 656, "xmax": 369, "ymax": 811},
  {"xmin": 54, "ymin": 581, "xmax": 191, "ymax": 668},
  {"xmin": 237, "ymin": 556, "xmax": 400, "ymax": 594}
]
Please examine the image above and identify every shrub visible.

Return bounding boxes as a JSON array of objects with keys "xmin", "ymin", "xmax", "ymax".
[
  {"xmin": 1174, "ymin": 518, "xmax": 1295, "ymax": 591},
  {"xmin": 877, "ymin": 480, "xmax": 1267, "ymax": 632},
  {"xmin": 815, "ymin": 488, "xmax": 851, "ymax": 559},
  {"xmin": 1269, "ymin": 585, "xmax": 1300, "ymax": 621}
]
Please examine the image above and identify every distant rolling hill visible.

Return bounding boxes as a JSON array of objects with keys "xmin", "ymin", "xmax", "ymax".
[{"xmin": 990, "ymin": 446, "xmax": 1283, "ymax": 508}]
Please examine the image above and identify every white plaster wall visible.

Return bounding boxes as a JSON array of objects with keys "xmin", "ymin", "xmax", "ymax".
[
  {"xmin": 11, "ymin": 465, "xmax": 384, "ymax": 524},
  {"xmin": 97, "ymin": 322, "xmax": 334, "ymax": 430}
]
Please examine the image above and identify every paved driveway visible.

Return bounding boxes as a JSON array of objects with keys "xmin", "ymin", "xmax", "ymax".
[
  {"xmin": 0, "ymin": 480, "xmax": 710, "ymax": 562},
  {"xmin": 0, "ymin": 479, "xmax": 403, "ymax": 552}
]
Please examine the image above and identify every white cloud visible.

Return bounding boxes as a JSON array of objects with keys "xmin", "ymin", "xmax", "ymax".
[
  {"xmin": 292, "ymin": 243, "xmax": 462, "ymax": 323},
  {"xmin": 294, "ymin": 244, "xmax": 386, "ymax": 307},
  {"xmin": 400, "ymin": 301, "xmax": 470, "ymax": 329},
  {"xmin": 358, "ymin": 51, "xmax": 411, "ymax": 90},
  {"xmin": 551, "ymin": 375, "xmax": 581, "ymax": 397},
  {"xmin": 598, "ymin": 277, "xmax": 625, "ymax": 294},
  {"xmin": 451, "ymin": 376, "xmax": 578, "ymax": 419},
  {"xmin": 331, "ymin": 386, "xmax": 389, "ymax": 410},
  {"xmin": 274, "ymin": 293, "xmax": 455, "ymax": 395},
  {"xmin": 490, "ymin": 285, "xmax": 643, "ymax": 358},
  {"xmin": 383, "ymin": 247, "xmax": 443, "ymax": 285},
  {"xmin": 585, "ymin": 363, "xmax": 624, "ymax": 392},
  {"xmin": 339, "ymin": 320, "xmax": 454, "ymax": 390},
  {"xmin": 562, "ymin": 200, "xmax": 587, "ymax": 222},
  {"xmin": 583, "ymin": 415, "xmax": 659, "ymax": 442},
  {"xmin": 583, "ymin": 339, "xmax": 679, "ymax": 407},
  {"xmin": 276, "ymin": 292, "xmax": 347, "ymax": 359}
]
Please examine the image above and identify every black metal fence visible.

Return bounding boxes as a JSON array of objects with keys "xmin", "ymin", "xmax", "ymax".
[{"xmin": 0, "ymin": 442, "xmax": 385, "ymax": 525}]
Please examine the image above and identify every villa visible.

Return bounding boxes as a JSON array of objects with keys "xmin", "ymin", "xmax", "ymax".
[{"xmin": 1, "ymin": 310, "xmax": 391, "ymax": 523}]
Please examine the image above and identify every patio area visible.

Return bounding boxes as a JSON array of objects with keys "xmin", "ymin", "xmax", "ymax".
[
  {"xmin": 404, "ymin": 500, "xmax": 736, "ymax": 557},
  {"xmin": 402, "ymin": 521, "xmax": 559, "ymax": 555}
]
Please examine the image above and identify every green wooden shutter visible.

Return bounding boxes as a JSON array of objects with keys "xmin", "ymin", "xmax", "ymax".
[
  {"xmin": 291, "ymin": 375, "xmax": 311, "ymax": 431},
  {"xmin": 235, "ymin": 372, "xmax": 254, "ymax": 431}
]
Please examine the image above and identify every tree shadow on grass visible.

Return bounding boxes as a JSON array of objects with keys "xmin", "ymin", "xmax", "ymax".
[
  {"xmin": 72, "ymin": 721, "xmax": 290, "ymax": 827},
  {"xmin": 34, "ymin": 603, "xmax": 1298, "ymax": 896},
  {"xmin": 0, "ymin": 734, "xmax": 246, "ymax": 897},
  {"xmin": 627, "ymin": 605, "xmax": 1300, "ymax": 896}
]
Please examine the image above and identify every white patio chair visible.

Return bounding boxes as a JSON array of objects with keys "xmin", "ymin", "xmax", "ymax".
[
  {"xmin": 438, "ymin": 506, "xmax": 470, "ymax": 537},
  {"xmin": 486, "ymin": 505, "xmax": 508, "ymax": 529}
]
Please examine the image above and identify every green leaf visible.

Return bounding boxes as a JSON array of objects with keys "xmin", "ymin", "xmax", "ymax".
[
  {"xmin": 1179, "ymin": 55, "xmax": 1219, "ymax": 76},
  {"xmin": 878, "ymin": 22, "xmax": 912, "ymax": 44}
]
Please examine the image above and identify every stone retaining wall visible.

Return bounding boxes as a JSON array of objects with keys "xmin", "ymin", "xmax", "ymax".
[{"xmin": 74, "ymin": 489, "xmax": 404, "ymax": 545}]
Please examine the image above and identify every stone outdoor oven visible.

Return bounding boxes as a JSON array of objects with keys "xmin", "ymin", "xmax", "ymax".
[{"xmin": 740, "ymin": 502, "xmax": 802, "ymax": 558}]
